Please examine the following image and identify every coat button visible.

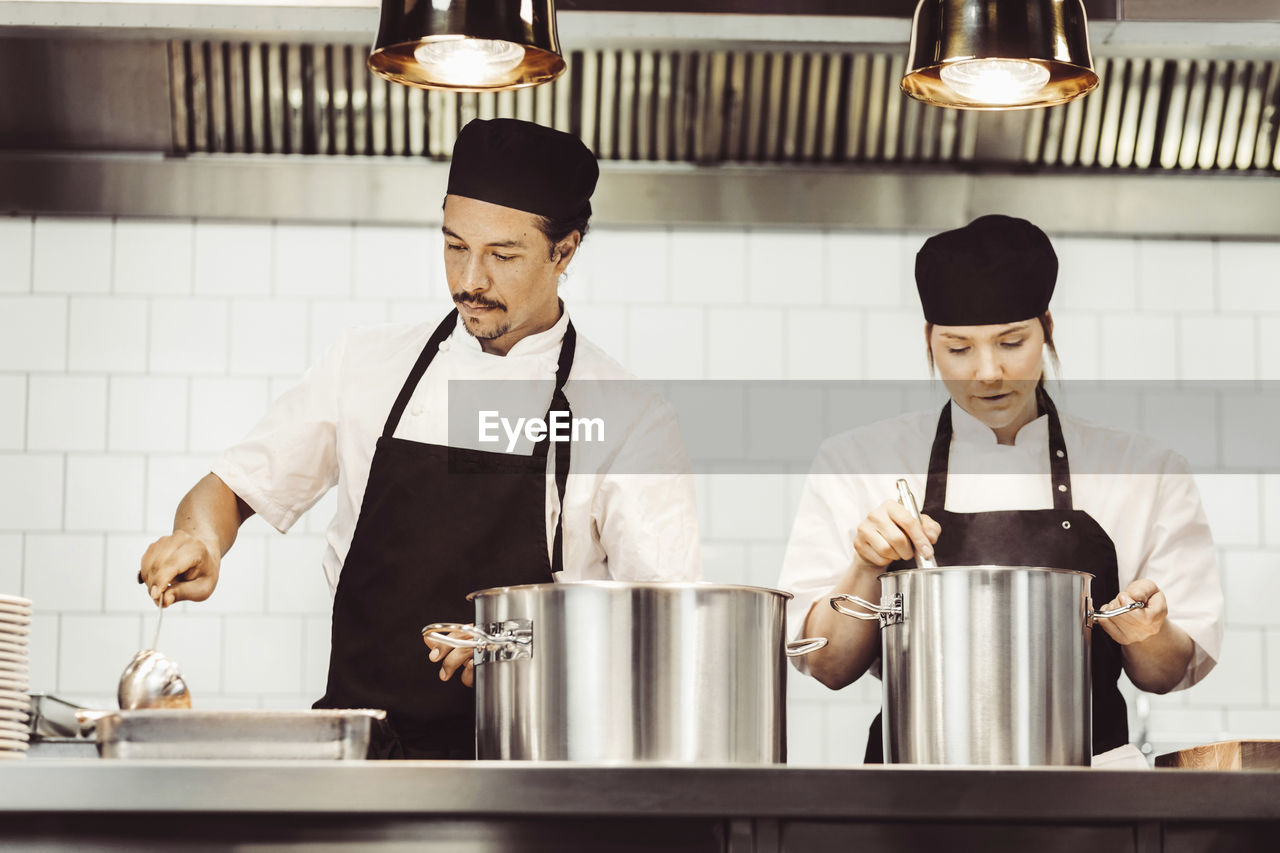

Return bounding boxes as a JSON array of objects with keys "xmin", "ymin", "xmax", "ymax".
[
  {"xmin": 1057, "ymin": 484, "xmax": 1068, "ymax": 493},
  {"xmin": 410, "ymin": 404, "xmax": 424, "ymax": 417},
  {"xmin": 1056, "ymin": 450, "xmax": 1065, "ymax": 458}
]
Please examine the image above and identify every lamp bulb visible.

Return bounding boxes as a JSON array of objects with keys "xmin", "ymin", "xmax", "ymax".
[
  {"xmin": 414, "ymin": 38, "xmax": 526, "ymax": 86},
  {"xmin": 939, "ymin": 58, "xmax": 1051, "ymax": 106}
]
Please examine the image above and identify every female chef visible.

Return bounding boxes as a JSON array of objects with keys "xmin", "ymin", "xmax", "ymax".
[{"xmin": 778, "ymin": 214, "xmax": 1224, "ymax": 762}]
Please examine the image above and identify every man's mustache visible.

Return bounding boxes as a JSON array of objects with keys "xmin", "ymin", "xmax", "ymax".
[{"xmin": 452, "ymin": 292, "xmax": 506, "ymax": 310}]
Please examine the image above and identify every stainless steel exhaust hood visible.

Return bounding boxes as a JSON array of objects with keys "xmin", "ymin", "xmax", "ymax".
[{"xmin": 1, "ymin": 1, "xmax": 1278, "ymax": 236}]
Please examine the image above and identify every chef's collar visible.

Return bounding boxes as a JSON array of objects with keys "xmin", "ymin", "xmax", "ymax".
[
  {"xmin": 949, "ymin": 399, "xmax": 1048, "ymax": 448},
  {"xmin": 444, "ymin": 306, "xmax": 570, "ymax": 361}
]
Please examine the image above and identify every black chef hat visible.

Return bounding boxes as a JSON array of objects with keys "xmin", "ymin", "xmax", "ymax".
[
  {"xmin": 446, "ymin": 118, "xmax": 599, "ymax": 221},
  {"xmin": 915, "ymin": 214, "xmax": 1058, "ymax": 325}
]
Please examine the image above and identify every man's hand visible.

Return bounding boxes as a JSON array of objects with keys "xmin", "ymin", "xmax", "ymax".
[
  {"xmin": 139, "ymin": 530, "xmax": 221, "ymax": 606},
  {"xmin": 423, "ymin": 628, "xmax": 476, "ymax": 688}
]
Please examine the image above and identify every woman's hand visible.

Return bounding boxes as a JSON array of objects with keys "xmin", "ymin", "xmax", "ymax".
[
  {"xmin": 1096, "ymin": 578, "xmax": 1195, "ymax": 694},
  {"xmin": 852, "ymin": 499, "xmax": 941, "ymax": 569},
  {"xmin": 1096, "ymin": 578, "xmax": 1167, "ymax": 645},
  {"xmin": 423, "ymin": 628, "xmax": 476, "ymax": 688}
]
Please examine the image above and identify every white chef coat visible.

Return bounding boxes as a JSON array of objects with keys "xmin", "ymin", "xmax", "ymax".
[
  {"xmin": 213, "ymin": 308, "xmax": 702, "ymax": 595},
  {"xmin": 779, "ymin": 400, "xmax": 1223, "ymax": 691}
]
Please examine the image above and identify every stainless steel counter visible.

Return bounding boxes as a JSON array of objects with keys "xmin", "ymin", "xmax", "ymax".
[{"xmin": 1, "ymin": 761, "xmax": 1277, "ymax": 852}]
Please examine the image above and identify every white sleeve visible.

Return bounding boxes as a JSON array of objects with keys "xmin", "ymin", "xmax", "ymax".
[
  {"xmin": 1137, "ymin": 454, "xmax": 1224, "ymax": 690},
  {"xmin": 592, "ymin": 398, "xmax": 702, "ymax": 582},
  {"xmin": 211, "ymin": 332, "xmax": 347, "ymax": 534}
]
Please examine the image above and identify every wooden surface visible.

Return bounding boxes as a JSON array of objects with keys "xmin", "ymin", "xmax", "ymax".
[{"xmin": 1155, "ymin": 740, "xmax": 1280, "ymax": 770}]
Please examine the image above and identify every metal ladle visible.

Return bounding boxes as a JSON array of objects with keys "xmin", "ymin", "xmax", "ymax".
[
  {"xmin": 896, "ymin": 479, "xmax": 937, "ymax": 569},
  {"xmin": 117, "ymin": 597, "xmax": 191, "ymax": 710}
]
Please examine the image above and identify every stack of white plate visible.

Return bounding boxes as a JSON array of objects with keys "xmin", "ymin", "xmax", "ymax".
[{"xmin": 0, "ymin": 594, "xmax": 31, "ymax": 760}]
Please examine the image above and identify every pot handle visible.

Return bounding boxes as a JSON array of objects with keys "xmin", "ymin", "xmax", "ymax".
[
  {"xmin": 420, "ymin": 622, "xmax": 493, "ymax": 649},
  {"xmin": 422, "ymin": 620, "xmax": 534, "ymax": 663},
  {"xmin": 785, "ymin": 637, "xmax": 829, "ymax": 657},
  {"xmin": 829, "ymin": 594, "xmax": 890, "ymax": 621},
  {"xmin": 1091, "ymin": 600, "xmax": 1146, "ymax": 620}
]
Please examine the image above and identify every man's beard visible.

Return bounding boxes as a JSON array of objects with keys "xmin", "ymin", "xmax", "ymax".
[
  {"xmin": 462, "ymin": 313, "xmax": 510, "ymax": 341},
  {"xmin": 453, "ymin": 291, "xmax": 509, "ymax": 340}
]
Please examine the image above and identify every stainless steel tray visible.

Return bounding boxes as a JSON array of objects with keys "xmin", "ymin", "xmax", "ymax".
[{"xmin": 77, "ymin": 709, "xmax": 386, "ymax": 760}]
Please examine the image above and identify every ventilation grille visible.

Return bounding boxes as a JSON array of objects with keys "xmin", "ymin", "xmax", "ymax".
[{"xmin": 169, "ymin": 41, "xmax": 1280, "ymax": 172}]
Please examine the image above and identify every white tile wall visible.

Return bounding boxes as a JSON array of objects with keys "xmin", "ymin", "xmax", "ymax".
[
  {"xmin": 150, "ymin": 299, "xmax": 229, "ymax": 375},
  {"xmin": 1196, "ymin": 475, "xmax": 1262, "ymax": 548},
  {"xmin": 222, "ymin": 615, "xmax": 304, "ymax": 694},
  {"xmin": 351, "ymin": 224, "xmax": 436, "ymax": 300},
  {"xmin": 58, "ymin": 614, "xmax": 142, "ymax": 695},
  {"xmin": 1221, "ymin": 550, "xmax": 1280, "ymax": 626},
  {"xmin": 113, "ymin": 219, "xmax": 194, "ymax": 296},
  {"xmin": 188, "ymin": 378, "xmax": 271, "ymax": 454},
  {"xmin": 825, "ymin": 232, "xmax": 911, "ymax": 308},
  {"xmin": 157, "ymin": 615, "xmax": 223, "ymax": 695},
  {"xmin": 0, "ymin": 454, "xmax": 64, "ymax": 531},
  {"xmin": 68, "ymin": 296, "xmax": 149, "ymax": 373},
  {"xmin": 0, "ymin": 376, "xmax": 26, "ymax": 451},
  {"xmin": 194, "ymin": 221, "xmax": 273, "ymax": 297},
  {"xmin": 1268, "ymin": 630, "xmax": 1280, "ymax": 706},
  {"xmin": 1098, "ymin": 312, "xmax": 1178, "ymax": 380},
  {"xmin": 747, "ymin": 230, "xmax": 824, "ymax": 306},
  {"xmin": 669, "ymin": 229, "xmax": 747, "ymax": 304},
  {"xmin": 1178, "ymin": 315, "xmax": 1256, "ymax": 381},
  {"xmin": 708, "ymin": 308, "xmax": 786, "ymax": 380},
  {"xmin": 0, "ymin": 217, "xmax": 32, "ymax": 293},
  {"xmin": 0, "ymin": 296, "xmax": 67, "ymax": 372},
  {"xmin": 229, "ymin": 300, "xmax": 309, "ymax": 376},
  {"xmin": 571, "ymin": 228, "xmax": 669, "ymax": 304},
  {"xmin": 32, "ymin": 218, "xmax": 112, "ymax": 294},
  {"xmin": 625, "ymin": 306, "xmax": 705, "ymax": 379},
  {"xmin": 64, "ymin": 455, "xmax": 146, "ymax": 532},
  {"xmin": 265, "ymin": 535, "xmax": 333, "ymax": 615},
  {"xmin": 1136, "ymin": 239, "xmax": 1216, "ymax": 312},
  {"xmin": 1053, "ymin": 237, "xmax": 1138, "ymax": 312},
  {"xmin": 308, "ymin": 300, "xmax": 390, "ymax": 363},
  {"xmin": 1, "ymin": 216, "xmax": 1277, "ymax": 762},
  {"xmin": 786, "ymin": 309, "xmax": 864, "ymax": 380},
  {"xmin": 274, "ymin": 224, "xmax": 353, "ymax": 298},
  {"xmin": 1218, "ymin": 241, "xmax": 1280, "ymax": 312},
  {"xmin": 23, "ymin": 533, "xmax": 106, "ymax": 613},
  {"xmin": 1261, "ymin": 317, "xmax": 1280, "ymax": 380},
  {"xmin": 0, "ymin": 534, "xmax": 24, "ymax": 596},
  {"xmin": 1264, "ymin": 476, "xmax": 1280, "ymax": 549},
  {"xmin": 108, "ymin": 377, "xmax": 188, "ymax": 452},
  {"xmin": 1048, "ymin": 311, "xmax": 1100, "ymax": 381}
]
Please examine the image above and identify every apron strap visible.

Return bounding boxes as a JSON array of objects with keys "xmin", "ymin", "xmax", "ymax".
[
  {"xmin": 1037, "ymin": 388, "xmax": 1074, "ymax": 513},
  {"xmin": 382, "ymin": 310, "xmax": 458, "ymax": 439},
  {"xmin": 542, "ymin": 323, "xmax": 576, "ymax": 576},
  {"xmin": 920, "ymin": 389, "xmax": 1074, "ymax": 515}
]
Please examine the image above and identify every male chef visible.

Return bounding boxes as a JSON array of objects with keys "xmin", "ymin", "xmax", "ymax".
[{"xmin": 138, "ymin": 118, "xmax": 701, "ymax": 758}]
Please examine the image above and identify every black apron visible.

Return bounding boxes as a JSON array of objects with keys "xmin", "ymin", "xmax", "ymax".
[
  {"xmin": 864, "ymin": 390, "xmax": 1127, "ymax": 763},
  {"xmin": 314, "ymin": 309, "xmax": 575, "ymax": 759}
]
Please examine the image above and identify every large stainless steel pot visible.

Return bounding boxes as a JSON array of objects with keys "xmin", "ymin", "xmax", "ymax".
[
  {"xmin": 831, "ymin": 566, "xmax": 1142, "ymax": 766},
  {"xmin": 424, "ymin": 581, "xmax": 825, "ymax": 763}
]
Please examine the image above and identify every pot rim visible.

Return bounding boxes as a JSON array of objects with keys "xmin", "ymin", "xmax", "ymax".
[
  {"xmin": 879, "ymin": 564, "xmax": 1095, "ymax": 580},
  {"xmin": 466, "ymin": 579, "xmax": 794, "ymax": 602}
]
